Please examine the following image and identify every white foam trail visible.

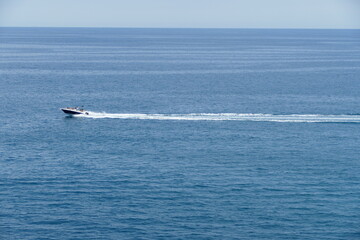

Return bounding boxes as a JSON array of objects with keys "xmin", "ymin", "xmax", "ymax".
[{"xmin": 75, "ymin": 112, "xmax": 360, "ymax": 123}]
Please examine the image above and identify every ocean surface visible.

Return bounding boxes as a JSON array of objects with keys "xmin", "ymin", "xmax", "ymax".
[{"xmin": 1, "ymin": 27, "xmax": 360, "ymax": 239}]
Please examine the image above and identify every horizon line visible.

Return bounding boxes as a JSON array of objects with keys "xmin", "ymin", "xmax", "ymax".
[{"xmin": 1, "ymin": 26, "xmax": 360, "ymax": 30}]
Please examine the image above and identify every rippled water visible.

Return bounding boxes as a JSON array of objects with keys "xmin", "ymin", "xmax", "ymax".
[{"xmin": 1, "ymin": 28, "xmax": 360, "ymax": 239}]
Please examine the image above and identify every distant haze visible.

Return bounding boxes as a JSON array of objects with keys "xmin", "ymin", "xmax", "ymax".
[{"xmin": 1, "ymin": 0, "xmax": 359, "ymax": 29}]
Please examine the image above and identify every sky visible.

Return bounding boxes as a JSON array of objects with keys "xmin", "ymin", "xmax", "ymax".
[{"xmin": 0, "ymin": 0, "xmax": 359, "ymax": 29}]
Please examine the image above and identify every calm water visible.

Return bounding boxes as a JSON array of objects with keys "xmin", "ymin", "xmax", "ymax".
[{"xmin": 1, "ymin": 28, "xmax": 360, "ymax": 239}]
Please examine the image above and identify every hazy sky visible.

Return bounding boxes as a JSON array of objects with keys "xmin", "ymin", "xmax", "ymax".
[{"xmin": 1, "ymin": 0, "xmax": 359, "ymax": 29}]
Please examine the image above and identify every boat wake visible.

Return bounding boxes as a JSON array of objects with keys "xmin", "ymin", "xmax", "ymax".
[{"xmin": 74, "ymin": 112, "xmax": 360, "ymax": 123}]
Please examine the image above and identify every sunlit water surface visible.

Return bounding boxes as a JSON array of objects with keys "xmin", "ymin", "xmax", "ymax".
[{"xmin": 1, "ymin": 28, "xmax": 360, "ymax": 239}]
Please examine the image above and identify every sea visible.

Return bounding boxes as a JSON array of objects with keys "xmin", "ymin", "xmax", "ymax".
[{"xmin": 1, "ymin": 27, "xmax": 360, "ymax": 239}]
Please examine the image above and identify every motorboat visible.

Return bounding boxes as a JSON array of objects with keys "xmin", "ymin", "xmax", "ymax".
[{"xmin": 61, "ymin": 107, "xmax": 89, "ymax": 115}]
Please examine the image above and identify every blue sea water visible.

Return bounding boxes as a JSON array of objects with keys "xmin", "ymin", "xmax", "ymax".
[{"xmin": 1, "ymin": 27, "xmax": 360, "ymax": 239}]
